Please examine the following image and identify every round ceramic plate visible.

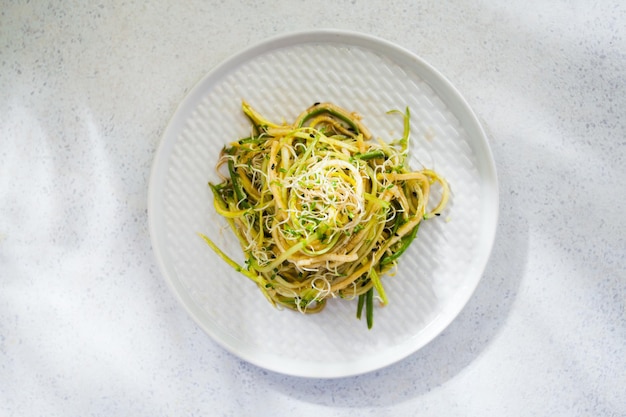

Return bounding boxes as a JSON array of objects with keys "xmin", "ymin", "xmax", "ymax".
[{"xmin": 148, "ymin": 30, "xmax": 498, "ymax": 378}]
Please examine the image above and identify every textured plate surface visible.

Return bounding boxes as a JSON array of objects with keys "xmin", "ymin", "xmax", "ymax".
[{"xmin": 148, "ymin": 30, "xmax": 498, "ymax": 378}]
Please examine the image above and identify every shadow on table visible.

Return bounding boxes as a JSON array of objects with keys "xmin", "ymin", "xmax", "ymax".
[{"xmin": 258, "ymin": 148, "xmax": 529, "ymax": 407}]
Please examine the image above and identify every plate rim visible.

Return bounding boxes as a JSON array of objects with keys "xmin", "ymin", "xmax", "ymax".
[{"xmin": 148, "ymin": 28, "xmax": 499, "ymax": 378}]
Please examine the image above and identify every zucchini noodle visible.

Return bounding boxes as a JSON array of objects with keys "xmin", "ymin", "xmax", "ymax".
[{"xmin": 201, "ymin": 101, "xmax": 449, "ymax": 328}]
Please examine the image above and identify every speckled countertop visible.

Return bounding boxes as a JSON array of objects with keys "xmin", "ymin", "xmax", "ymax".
[{"xmin": 1, "ymin": 1, "xmax": 624, "ymax": 416}]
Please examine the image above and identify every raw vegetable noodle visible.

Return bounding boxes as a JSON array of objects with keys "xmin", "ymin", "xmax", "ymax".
[{"xmin": 200, "ymin": 101, "xmax": 449, "ymax": 328}]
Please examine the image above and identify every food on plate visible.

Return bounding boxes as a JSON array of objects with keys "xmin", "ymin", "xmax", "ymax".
[{"xmin": 200, "ymin": 101, "xmax": 448, "ymax": 328}]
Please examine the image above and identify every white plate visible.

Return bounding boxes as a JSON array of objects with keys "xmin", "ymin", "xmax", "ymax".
[{"xmin": 148, "ymin": 30, "xmax": 498, "ymax": 378}]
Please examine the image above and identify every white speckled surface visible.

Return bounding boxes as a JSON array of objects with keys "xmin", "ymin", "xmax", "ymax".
[{"xmin": 1, "ymin": 1, "xmax": 624, "ymax": 416}]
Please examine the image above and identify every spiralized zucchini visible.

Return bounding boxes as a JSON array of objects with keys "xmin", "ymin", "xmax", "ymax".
[{"xmin": 200, "ymin": 101, "xmax": 449, "ymax": 328}]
